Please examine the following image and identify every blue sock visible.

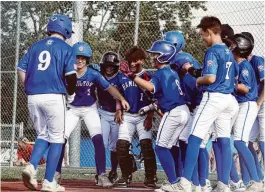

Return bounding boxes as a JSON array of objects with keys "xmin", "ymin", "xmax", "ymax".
[
  {"xmin": 44, "ymin": 143, "xmax": 63, "ymax": 182},
  {"xmin": 155, "ymin": 145, "xmax": 177, "ymax": 183},
  {"xmin": 56, "ymin": 139, "xmax": 67, "ymax": 174},
  {"xmin": 239, "ymin": 154, "xmax": 251, "ymax": 185},
  {"xmin": 259, "ymin": 141, "xmax": 264, "ymax": 161},
  {"xmin": 170, "ymin": 145, "xmax": 182, "ymax": 177},
  {"xmin": 183, "ymin": 135, "xmax": 202, "ymax": 181},
  {"xmin": 234, "ymin": 140, "xmax": 260, "ymax": 182},
  {"xmin": 198, "ymin": 148, "xmax": 207, "ymax": 186},
  {"xmin": 212, "ymin": 141, "xmax": 222, "ymax": 181},
  {"xmin": 92, "ymin": 134, "xmax": 106, "ymax": 175},
  {"xmin": 217, "ymin": 138, "xmax": 232, "ymax": 185},
  {"xmin": 192, "ymin": 161, "xmax": 200, "ymax": 186},
  {"xmin": 110, "ymin": 151, "xmax": 118, "ymax": 172},
  {"xmin": 203, "ymin": 148, "xmax": 210, "ymax": 179},
  {"xmin": 230, "ymin": 156, "xmax": 240, "ymax": 183},
  {"xmin": 30, "ymin": 139, "xmax": 49, "ymax": 170},
  {"xmin": 179, "ymin": 140, "xmax": 188, "ymax": 165},
  {"xmin": 249, "ymin": 142, "xmax": 264, "ymax": 180}
]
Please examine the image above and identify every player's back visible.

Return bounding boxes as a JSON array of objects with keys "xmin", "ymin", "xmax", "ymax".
[
  {"xmin": 236, "ymin": 60, "xmax": 258, "ymax": 103},
  {"xmin": 201, "ymin": 43, "xmax": 238, "ymax": 94},
  {"xmin": 181, "ymin": 74, "xmax": 202, "ymax": 107},
  {"xmin": 249, "ymin": 55, "xmax": 264, "ymax": 95},
  {"xmin": 19, "ymin": 37, "xmax": 75, "ymax": 95},
  {"xmin": 152, "ymin": 65, "xmax": 186, "ymax": 113}
]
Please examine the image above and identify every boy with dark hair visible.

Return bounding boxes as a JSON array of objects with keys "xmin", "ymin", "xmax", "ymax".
[
  {"xmin": 173, "ymin": 16, "xmax": 239, "ymax": 192},
  {"xmin": 116, "ymin": 46, "xmax": 157, "ymax": 188}
]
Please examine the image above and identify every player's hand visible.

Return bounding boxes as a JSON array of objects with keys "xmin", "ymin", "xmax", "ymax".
[
  {"xmin": 182, "ymin": 62, "xmax": 193, "ymax": 72},
  {"xmin": 121, "ymin": 99, "xmax": 130, "ymax": 111},
  {"xmin": 120, "ymin": 61, "xmax": 130, "ymax": 73},
  {"xmin": 114, "ymin": 109, "xmax": 123, "ymax": 125},
  {"xmin": 144, "ymin": 116, "xmax": 153, "ymax": 131},
  {"xmin": 138, "ymin": 105, "xmax": 152, "ymax": 116},
  {"xmin": 66, "ymin": 93, "xmax": 76, "ymax": 104}
]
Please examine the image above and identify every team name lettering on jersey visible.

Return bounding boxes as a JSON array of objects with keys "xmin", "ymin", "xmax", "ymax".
[
  {"xmin": 76, "ymin": 80, "xmax": 94, "ymax": 87},
  {"xmin": 121, "ymin": 80, "xmax": 137, "ymax": 90}
]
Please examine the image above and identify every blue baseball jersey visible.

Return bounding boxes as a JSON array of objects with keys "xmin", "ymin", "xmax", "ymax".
[
  {"xmin": 169, "ymin": 52, "xmax": 201, "ymax": 72},
  {"xmin": 201, "ymin": 43, "xmax": 238, "ymax": 94},
  {"xmin": 71, "ymin": 67, "xmax": 110, "ymax": 106},
  {"xmin": 97, "ymin": 72, "xmax": 123, "ymax": 112},
  {"xmin": 236, "ymin": 60, "xmax": 258, "ymax": 103},
  {"xmin": 120, "ymin": 70, "xmax": 152, "ymax": 113},
  {"xmin": 181, "ymin": 74, "xmax": 203, "ymax": 107},
  {"xmin": 17, "ymin": 37, "xmax": 76, "ymax": 95},
  {"xmin": 150, "ymin": 65, "xmax": 186, "ymax": 113},
  {"xmin": 249, "ymin": 55, "xmax": 264, "ymax": 95}
]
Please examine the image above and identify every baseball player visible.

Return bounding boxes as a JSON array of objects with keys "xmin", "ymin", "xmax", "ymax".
[
  {"xmin": 123, "ymin": 40, "xmax": 190, "ymax": 192},
  {"xmin": 17, "ymin": 14, "xmax": 76, "ymax": 191},
  {"xmin": 209, "ymin": 24, "xmax": 246, "ymax": 192},
  {"xmin": 97, "ymin": 51, "xmax": 123, "ymax": 184},
  {"xmin": 165, "ymin": 31, "xmax": 212, "ymax": 192},
  {"xmin": 115, "ymin": 46, "xmax": 157, "ymax": 188},
  {"xmin": 243, "ymin": 32, "xmax": 264, "ymax": 181},
  {"xmin": 55, "ymin": 42, "xmax": 130, "ymax": 188},
  {"xmin": 232, "ymin": 33, "xmax": 263, "ymax": 191},
  {"xmin": 236, "ymin": 32, "xmax": 264, "ymax": 186},
  {"xmin": 170, "ymin": 16, "xmax": 239, "ymax": 192}
]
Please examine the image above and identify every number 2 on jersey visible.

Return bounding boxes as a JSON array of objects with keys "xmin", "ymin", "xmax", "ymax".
[
  {"xmin": 225, "ymin": 62, "xmax": 232, "ymax": 80},
  {"xmin": 38, "ymin": 51, "xmax": 51, "ymax": 71}
]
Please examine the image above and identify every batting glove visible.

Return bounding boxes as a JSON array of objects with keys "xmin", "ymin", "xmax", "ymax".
[
  {"xmin": 138, "ymin": 103, "xmax": 157, "ymax": 116},
  {"xmin": 66, "ymin": 93, "xmax": 76, "ymax": 104}
]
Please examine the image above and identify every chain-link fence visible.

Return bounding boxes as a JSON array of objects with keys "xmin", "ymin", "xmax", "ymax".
[{"xmin": 1, "ymin": 1, "xmax": 264, "ymax": 172}]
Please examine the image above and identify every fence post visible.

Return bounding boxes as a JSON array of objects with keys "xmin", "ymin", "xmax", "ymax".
[
  {"xmin": 10, "ymin": 1, "xmax": 21, "ymax": 167},
  {"xmin": 68, "ymin": 1, "xmax": 83, "ymax": 167},
  {"xmin": 69, "ymin": 121, "xmax": 81, "ymax": 167},
  {"xmin": 134, "ymin": 1, "xmax": 140, "ymax": 46},
  {"xmin": 19, "ymin": 122, "xmax": 24, "ymax": 137}
]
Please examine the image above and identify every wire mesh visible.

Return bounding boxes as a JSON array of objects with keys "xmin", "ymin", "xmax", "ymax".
[{"xmin": 1, "ymin": 0, "xmax": 264, "ymax": 174}]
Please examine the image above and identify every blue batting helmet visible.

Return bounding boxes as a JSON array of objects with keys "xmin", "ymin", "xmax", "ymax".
[
  {"xmin": 147, "ymin": 40, "xmax": 176, "ymax": 63},
  {"xmin": 163, "ymin": 31, "xmax": 185, "ymax": 52},
  {"xmin": 47, "ymin": 14, "xmax": 73, "ymax": 39},
  {"xmin": 73, "ymin": 42, "xmax": 92, "ymax": 58}
]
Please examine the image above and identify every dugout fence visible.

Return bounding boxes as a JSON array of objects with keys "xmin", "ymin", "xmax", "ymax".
[{"xmin": 1, "ymin": 1, "xmax": 264, "ymax": 180}]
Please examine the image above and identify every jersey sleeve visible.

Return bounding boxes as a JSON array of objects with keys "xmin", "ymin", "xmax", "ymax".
[
  {"xmin": 238, "ymin": 64, "xmax": 252, "ymax": 89},
  {"xmin": 96, "ymin": 71, "xmax": 111, "ymax": 90},
  {"xmin": 150, "ymin": 74, "xmax": 160, "ymax": 94},
  {"xmin": 202, "ymin": 49, "xmax": 218, "ymax": 76},
  {"xmin": 169, "ymin": 54, "xmax": 193, "ymax": 71},
  {"xmin": 64, "ymin": 47, "xmax": 76, "ymax": 76},
  {"xmin": 256, "ymin": 57, "xmax": 264, "ymax": 81},
  {"xmin": 17, "ymin": 49, "xmax": 30, "ymax": 72}
]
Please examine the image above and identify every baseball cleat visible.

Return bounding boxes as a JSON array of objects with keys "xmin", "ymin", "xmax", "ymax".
[
  {"xmin": 98, "ymin": 173, "xmax": 113, "ymax": 188},
  {"xmin": 22, "ymin": 163, "xmax": 38, "ymax": 190},
  {"xmin": 108, "ymin": 171, "xmax": 119, "ymax": 184},
  {"xmin": 229, "ymin": 179, "xmax": 245, "ymax": 192}
]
